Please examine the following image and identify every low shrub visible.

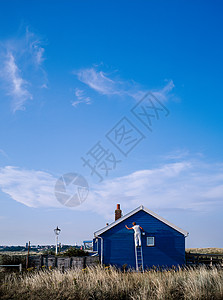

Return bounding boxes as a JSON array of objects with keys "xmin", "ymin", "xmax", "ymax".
[
  {"xmin": 0, "ymin": 255, "xmax": 26, "ymax": 272},
  {"xmin": 60, "ymin": 247, "xmax": 88, "ymax": 257}
]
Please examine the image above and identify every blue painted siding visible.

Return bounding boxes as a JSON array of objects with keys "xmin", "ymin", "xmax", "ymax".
[{"xmin": 95, "ymin": 210, "xmax": 185, "ymax": 269}]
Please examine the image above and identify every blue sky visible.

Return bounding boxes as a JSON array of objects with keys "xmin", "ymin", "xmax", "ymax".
[{"xmin": 0, "ymin": 0, "xmax": 223, "ymax": 248}]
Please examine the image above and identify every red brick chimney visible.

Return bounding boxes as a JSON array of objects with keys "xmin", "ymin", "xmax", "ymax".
[{"xmin": 115, "ymin": 204, "xmax": 122, "ymax": 221}]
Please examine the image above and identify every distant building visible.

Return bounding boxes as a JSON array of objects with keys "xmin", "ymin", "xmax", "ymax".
[{"xmin": 93, "ymin": 205, "xmax": 188, "ymax": 269}]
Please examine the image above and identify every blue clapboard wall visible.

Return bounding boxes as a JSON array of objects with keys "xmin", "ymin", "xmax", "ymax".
[{"xmin": 93, "ymin": 210, "xmax": 185, "ymax": 269}]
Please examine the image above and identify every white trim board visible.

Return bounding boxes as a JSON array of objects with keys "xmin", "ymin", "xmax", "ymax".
[{"xmin": 94, "ymin": 205, "xmax": 189, "ymax": 237}]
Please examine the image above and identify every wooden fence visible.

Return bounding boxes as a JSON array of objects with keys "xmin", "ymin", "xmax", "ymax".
[
  {"xmin": 28, "ymin": 255, "xmax": 99, "ymax": 270},
  {"xmin": 186, "ymin": 253, "xmax": 223, "ymax": 267}
]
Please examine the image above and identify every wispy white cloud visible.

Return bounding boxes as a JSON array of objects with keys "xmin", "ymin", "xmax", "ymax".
[
  {"xmin": 162, "ymin": 149, "xmax": 190, "ymax": 161},
  {"xmin": 74, "ymin": 66, "xmax": 175, "ymax": 106},
  {"xmin": 30, "ymin": 41, "xmax": 45, "ymax": 66},
  {"xmin": 0, "ymin": 158, "xmax": 223, "ymax": 220},
  {"xmin": 0, "ymin": 27, "xmax": 47, "ymax": 112},
  {"xmin": 0, "ymin": 149, "xmax": 9, "ymax": 159},
  {"xmin": 81, "ymin": 160, "xmax": 223, "ymax": 219},
  {"xmin": 152, "ymin": 80, "xmax": 175, "ymax": 103},
  {"xmin": 72, "ymin": 88, "xmax": 91, "ymax": 107},
  {"xmin": 162, "ymin": 149, "xmax": 204, "ymax": 161},
  {"xmin": 4, "ymin": 53, "xmax": 33, "ymax": 112},
  {"xmin": 0, "ymin": 166, "xmax": 59, "ymax": 208},
  {"xmin": 76, "ymin": 68, "xmax": 122, "ymax": 96}
]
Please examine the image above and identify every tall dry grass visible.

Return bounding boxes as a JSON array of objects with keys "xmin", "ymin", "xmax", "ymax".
[{"xmin": 1, "ymin": 265, "xmax": 223, "ymax": 300}]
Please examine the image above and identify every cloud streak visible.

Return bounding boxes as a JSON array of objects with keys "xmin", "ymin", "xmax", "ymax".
[
  {"xmin": 4, "ymin": 53, "xmax": 33, "ymax": 112},
  {"xmin": 0, "ymin": 27, "xmax": 47, "ymax": 112},
  {"xmin": 0, "ymin": 149, "xmax": 9, "ymax": 159},
  {"xmin": 83, "ymin": 160, "xmax": 223, "ymax": 219},
  {"xmin": 0, "ymin": 166, "xmax": 59, "ymax": 208},
  {"xmin": 74, "ymin": 66, "xmax": 175, "ymax": 106},
  {"xmin": 77, "ymin": 68, "xmax": 121, "ymax": 96},
  {"xmin": 72, "ymin": 88, "xmax": 91, "ymax": 107},
  {"xmin": 0, "ymin": 158, "xmax": 223, "ymax": 220}
]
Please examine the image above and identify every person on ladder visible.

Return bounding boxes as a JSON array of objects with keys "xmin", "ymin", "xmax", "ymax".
[{"xmin": 125, "ymin": 222, "xmax": 144, "ymax": 247}]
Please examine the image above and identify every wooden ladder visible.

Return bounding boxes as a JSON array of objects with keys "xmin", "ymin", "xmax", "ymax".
[{"xmin": 135, "ymin": 244, "xmax": 144, "ymax": 272}]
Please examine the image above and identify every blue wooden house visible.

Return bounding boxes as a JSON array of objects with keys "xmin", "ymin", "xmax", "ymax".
[{"xmin": 93, "ymin": 205, "xmax": 188, "ymax": 269}]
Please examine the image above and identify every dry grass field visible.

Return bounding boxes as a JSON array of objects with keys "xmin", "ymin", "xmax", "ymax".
[
  {"xmin": 186, "ymin": 248, "xmax": 223, "ymax": 255},
  {"xmin": 1, "ymin": 265, "xmax": 223, "ymax": 300},
  {"xmin": 1, "ymin": 249, "xmax": 223, "ymax": 299}
]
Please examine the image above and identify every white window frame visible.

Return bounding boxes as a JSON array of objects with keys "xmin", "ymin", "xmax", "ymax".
[{"xmin": 146, "ymin": 236, "xmax": 155, "ymax": 247}]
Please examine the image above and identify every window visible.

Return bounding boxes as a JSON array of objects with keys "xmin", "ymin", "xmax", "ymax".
[{"xmin": 146, "ymin": 237, "xmax": 155, "ymax": 247}]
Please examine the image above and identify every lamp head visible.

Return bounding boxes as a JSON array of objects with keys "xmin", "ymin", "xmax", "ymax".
[{"xmin": 54, "ymin": 226, "xmax": 61, "ymax": 235}]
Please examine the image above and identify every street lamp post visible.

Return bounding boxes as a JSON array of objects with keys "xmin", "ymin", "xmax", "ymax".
[{"xmin": 54, "ymin": 226, "xmax": 61, "ymax": 255}]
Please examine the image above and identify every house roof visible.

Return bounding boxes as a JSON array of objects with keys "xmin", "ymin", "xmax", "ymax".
[{"xmin": 94, "ymin": 205, "xmax": 189, "ymax": 237}]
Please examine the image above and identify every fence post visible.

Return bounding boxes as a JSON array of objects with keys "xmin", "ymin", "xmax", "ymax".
[
  {"xmin": 26, "ymin": 241, "xmax": 30, "ymax": 269},
  {"xmin": 210, "ymin": 257, "xmax": 213, "ymax": 267},
  {"xmin": 19, "ymin": 263, "xmax": 22, "ymax": 273},
  {"xmin": 70, "ymin": 257, "xmax": 72, "ymax": 268},
  {"xmin": 83, "ymin": 257, "xmax": 86, "ymax": 269},
  {"xmin": 40, "ymin": 255, "xmax": 43, "ymax": 269}
]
